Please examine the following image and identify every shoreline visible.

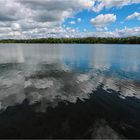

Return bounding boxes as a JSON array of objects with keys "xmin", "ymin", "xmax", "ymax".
[{"xmin": 0, "ymin": 37, "xmax": 140, "ymax": 44}]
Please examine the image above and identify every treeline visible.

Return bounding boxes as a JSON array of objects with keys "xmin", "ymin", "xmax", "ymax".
[{"xmin": 0, "ymin": 37, "xmax": 140, "ymax": 44}]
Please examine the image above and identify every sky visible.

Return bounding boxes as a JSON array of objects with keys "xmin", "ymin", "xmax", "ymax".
[{"xmin": 0, "ymin": 0, "xmax": 140, "ymax": 39}]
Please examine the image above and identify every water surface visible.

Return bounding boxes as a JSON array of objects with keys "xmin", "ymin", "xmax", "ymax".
[{"xmin": 0, "ymin": 44, "xmax": 140, "ymax": 139}]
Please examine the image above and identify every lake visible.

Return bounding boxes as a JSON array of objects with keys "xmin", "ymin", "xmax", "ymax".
[{"xmin": 0, "ymin": 44, "xmax": 140, "ymax": 139}]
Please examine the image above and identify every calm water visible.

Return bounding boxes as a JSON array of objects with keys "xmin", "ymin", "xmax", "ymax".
[{"xmin": 0, "ymin": 44, "xmax": 140, "ymax": 139}]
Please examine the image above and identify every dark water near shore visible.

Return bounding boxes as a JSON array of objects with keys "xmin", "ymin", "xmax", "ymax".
[{"xmin": 0, "ymin": 44, "xmax": 140, "ymax": 139}]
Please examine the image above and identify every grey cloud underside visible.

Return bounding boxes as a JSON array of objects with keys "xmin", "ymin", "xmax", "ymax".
[
  {"xmin": 34, "ymin": 11, "xmax": 67, "ymax": 22},
  {"xmin": 0, "ymin": 6, "xmax": 19, "ymax": 21},
  {"xmin": 0, "ymin": 15, "xmax": 17, "ymax": 22},
  {"xmin": 0, "ymin": 0, "xmax": 94, "ymax": 38},
  {"xmin": 13, "ymin": 0, "xmax": 92, "ymax": 23},
  {"xmin": 19, "ymin": 0, "xmax": 82, "ymax": 10}
]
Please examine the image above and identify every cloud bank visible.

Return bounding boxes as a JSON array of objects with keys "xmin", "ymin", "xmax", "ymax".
[{"xmin": 0, "ymin": 0, "xmax": 140, "ymax": 39}]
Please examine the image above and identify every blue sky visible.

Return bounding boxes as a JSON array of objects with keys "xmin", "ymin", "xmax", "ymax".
[{"xmin": 0, "ymin": 0, "xmax": 140, "ymax": 39}]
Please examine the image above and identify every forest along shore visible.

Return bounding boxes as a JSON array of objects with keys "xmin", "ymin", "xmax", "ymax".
[{"xmin": 0, "ymin": 37, "xmax": 140, "ymax": 44}]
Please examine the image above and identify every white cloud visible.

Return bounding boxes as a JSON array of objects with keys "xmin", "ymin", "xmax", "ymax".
[
  {"xmin": 90, "ymin": 14, "xmax": 116, "ymax": 27},
  {"xmin": 104, "ymin": 27, "xmax": 108, "ymax": 31},
  {"xmin": 69, "ymin": 18, "xmax": 81, "ymax": 25},
  {"xmin": 11, "ymin": 23, "xmax": 21, "ymax": 31},
  {"xmin": 83, "ymin": 28, "xmax": 87, "ymax": 32},
  {"xmin": 83, "ymin": 26, "xmax": 140, "ymax": 38},
  {"xmin": 77, "ymin": 18, "xmax": 82, "ymax": 22},
  {"xmin": 69, "ymin": 21, "xmax": 76, "ymax": 25},
  {"xmin": 96, "ymin": 27, "xmax": 108, "ymax": 31},
  {"xmin": 92, "ymin": 2, "xmax": 104, "ymax": 12},
  {"xmin": 115, "ymin": 26, "xmax": 140, "ymax": 37},
  {"xmin": 126, "ymin": 12, "xmax": 140, "ymax": 20},
  {"xmin": 93, "ymin": 0, "xmax": 140, "ymax": 12}
]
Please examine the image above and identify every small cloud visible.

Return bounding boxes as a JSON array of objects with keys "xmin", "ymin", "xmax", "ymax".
[
  {"xmin": 126, "ymin": 12, "xmax": 140, "ymax": 20},
  {"xmin": 69, "ymin": 21, "xmax": 76, "ymax": 25},
  {"xmin": 77, "ymin": 18, "xmax": 82, "ymax": 22},
  {"xmin": 11, "ymin": 23, "xmax": 21, "ymax": 31},
  {"xmin": 104, "ymin": 27, "xmax": 108, "ymax": 31},
  {"xmin": 92, "ymin": 2, "xmax": 104, "ymax": 12},
  {"xmin": 83, "ymin": 28, "xmax": 87, "ymax": 32},
  {"xmin": 90, "ymin": 14, "xmax": 117, "ymax": 27},
  {"xmin": 96, "ymin": 27, "xmax": 108, "ymax": 32}
]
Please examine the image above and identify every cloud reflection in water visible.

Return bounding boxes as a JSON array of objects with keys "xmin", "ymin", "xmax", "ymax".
[{"xmin": 0, "ymin": 44, "xmax": 140, "ymax": 112}]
